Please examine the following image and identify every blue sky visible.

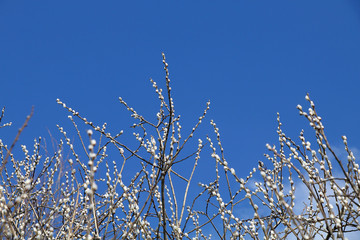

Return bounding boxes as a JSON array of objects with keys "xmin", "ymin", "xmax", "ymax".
[{"xmin": 1, "ymin": 1, "xmax": 360, "ymax": 185}]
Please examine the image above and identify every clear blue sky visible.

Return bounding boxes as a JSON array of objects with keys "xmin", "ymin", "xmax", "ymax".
[{"xmin": 1, "ymin": 1, "xmax": 360, "ymax": 181}]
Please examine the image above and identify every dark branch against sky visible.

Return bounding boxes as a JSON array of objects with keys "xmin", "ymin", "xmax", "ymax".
[{"xmin": 0, "ymin": 0, "xmax": 359, "ymax": 178}]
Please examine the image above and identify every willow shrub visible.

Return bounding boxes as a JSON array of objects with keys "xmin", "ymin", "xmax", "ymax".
[{"xmin": 0, "ymin": 54, "xmax": 359, "ymax": 239}]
